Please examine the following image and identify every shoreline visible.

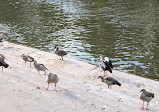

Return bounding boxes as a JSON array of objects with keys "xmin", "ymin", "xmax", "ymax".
[
  {"xmin": 0, "ymin": 41, "xmax": 159, "ymax": 112},
  {"xmin": 7, "ymin": 40, "xmax": 159, "ymax": 82}
]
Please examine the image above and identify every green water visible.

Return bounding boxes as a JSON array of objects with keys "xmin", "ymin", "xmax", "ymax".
[{"xmin": 0, "ymin": 0, "xmax": 159, "ymax": 80}]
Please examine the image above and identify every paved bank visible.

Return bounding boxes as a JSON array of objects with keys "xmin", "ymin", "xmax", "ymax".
[{"xmin": 0, "ymin": 41, "xmax": 158, "ymax": 112}]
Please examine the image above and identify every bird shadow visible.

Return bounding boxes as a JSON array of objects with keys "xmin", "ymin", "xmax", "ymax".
[{"xmin": 64, "ymin": 89, "xmax": 85, "ymax": 102}]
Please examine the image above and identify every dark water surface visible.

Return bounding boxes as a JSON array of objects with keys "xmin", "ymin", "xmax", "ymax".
[{"xmin": 0, "ymin": 0, "xmax": 159, "ymax": 80}]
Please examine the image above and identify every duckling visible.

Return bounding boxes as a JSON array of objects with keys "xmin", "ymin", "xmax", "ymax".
[
  {"xmin": 46, "ymin": 73, "xmax": 59, "ymax": 91},
  {"xmin": 21, "ymin": 54, "xmax": 34, "ymax": 67},
  {"xmin": 0, "ymin": 57, "xmax": 9, "ymax": 71},
  {"xmin": 33, "ymin": 61, "xmax": 48, "ymax": 75},
  {"xmin": 139, "ymin": 89, "xmax": 154, "ymax": 110},
  {"xmin": 97, "ymin": 76, "xmax": 121, "ymax": 90},
  {"xmin": 54, "ymin": 46, "xmax": 67, "ymax": 60}
]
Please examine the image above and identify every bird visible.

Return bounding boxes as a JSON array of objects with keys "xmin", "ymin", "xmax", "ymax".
[
  {"xmin": 139, "ymin": 89, "xmax": 154, "ymax": 110},
  {"xmin": 99, "ymin": 57, "xmax": 113, "ymax": 76},
  {"xmin": 46, "ymin": 73, "xmax": 59, "ymax": 91},
  {"xmin": 33, "ymin": 61, "xmax": 48, "ymax": 75},
  {"xmin": 0, "ymin": 57, "xmax": 9, "ymax": 71},
  {"xmin": 0, "ymin": 33, "xmax": 6, "ymax": 46},
  {"xmin": 21, "ymin": 54, "xmax": 34, "ymax": 67},
  {"xmin": 97, "ymin": 76, "xmax": 121, "ymax": 90},
  {"xmin": 100, "ymin": 56, "xmax": 113, "ymax": 76},
  {"xmin": 54, "ymin": 46, "xmax": 67, "ymax": 60}
]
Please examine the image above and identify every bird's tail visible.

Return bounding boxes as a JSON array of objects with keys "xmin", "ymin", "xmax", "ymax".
[
  {"xmin": 4, "ymin": 64, "xmax": 9, "ymax": 68},
  {"xmin": 115, "ymin": 80, "xmax": 121, "ymax": 86}
]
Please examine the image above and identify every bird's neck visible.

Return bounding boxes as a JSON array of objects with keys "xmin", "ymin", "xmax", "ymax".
[
  {"xmin": 56, "ymin": 47, "xmax": 59, "ymax": 51},
  {"xmin": 34, "ymin": 62, "xmax": 37, "ymax": 65},
  {"xmin": 100, "ymin": 77, "xmax": 105, "ymax": 82}
]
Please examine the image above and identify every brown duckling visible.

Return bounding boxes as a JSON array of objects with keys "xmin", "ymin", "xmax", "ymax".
[
  {"xmin": 33, "ymin": 61, "xmax": 48, "ymax": 75},
  {"xmin": 21, "ymin": 54, "xmax": 34, "ymax": 67},
  {"xmin": 46, "ymin": 73, "xmax": 59, "ymax": 91},
  {"xmin": 97, "ymin": 76, "xmax": 121, "ymax": 90},
  {"xmin": 139, "ymin": 89, "xmax": 154, "ymax": 110}
]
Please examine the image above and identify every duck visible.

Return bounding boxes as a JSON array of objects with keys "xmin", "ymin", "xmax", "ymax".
[
  {"xmin": 54, "ymin": 46, "xmax": 67, "ymax": 60},
  {"xmin": 97, "ymin": 76, "xmax": 121, "ymax": 90},
  {"xmin": 21, "ymin": 54, "xmax": 34, "ymax": 67},
  {"xmin": 0, "ymin": 57, "xmax": 9, "ymax": 71},
  {"xmin": 46, "ymin": 73, "xmax": 59, "ymax": 91},
  {"xmin": 0, "ymin": 33, "xmax": 6, "ymax": 46},
  {"xmin": 139, "ymin": 89, "xmax": 154, "ymax": 110},
  {"xmin": 33, "ymin": 61, "xmax": 48, "ymax": 75}
]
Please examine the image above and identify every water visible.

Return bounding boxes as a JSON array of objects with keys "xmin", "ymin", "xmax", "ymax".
[{"xmin": 0, "ymin": 0, "xmax": 159, "ymax": 80}]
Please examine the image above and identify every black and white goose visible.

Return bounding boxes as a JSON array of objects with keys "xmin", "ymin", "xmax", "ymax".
[
  {"xmin": 0, "ymin": 56, "xmax": 9, "ymax": 71},
  {"xmin": 139, "ymin": 89, "xmax": 154, "ymax": 110},
  {"xmin": 100, "ymin": 56, "xmax": 113, "ymax": 76},
  {"xmin": 54, "ymin": 46, "xmax": 67, "ymax": 60},
  {"xmin": 97, "ymin": 76, "xmax": 121, "ymax": 90}
]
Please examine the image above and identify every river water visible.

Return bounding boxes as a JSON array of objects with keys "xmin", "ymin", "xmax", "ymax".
[{"xmin": 0, "ymin": 0, "xmax": 159, "ymax": 80}]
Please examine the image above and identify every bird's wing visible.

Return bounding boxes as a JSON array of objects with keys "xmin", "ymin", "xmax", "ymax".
[
  {"xmin": 39, "ymin": 64, "xmax": 48, "ymax": 69},
  {"xmin": 59, "ymin": 50, "xmax": 67, "ymax": 55},
  {"xmin": 103, "ymin": 61, "xmax": 112, "ymax": 73},
  {"xmin": 106, "ymin": 77, "xmax": 121, "ymax": 86},
  {"xmin": 105, "ymin": 77, "xmax": 115, "ymax": 82},
  {"xmin": 27, "ymin": 55, "xmax": 34, "ymax": 61},
  {"xmin": 109, "ymin": 59, "xmax": 113, "ymax": 68},
  {"xmin": 144, "ymin": 91, "xmax": 154, "ymax": 97}
]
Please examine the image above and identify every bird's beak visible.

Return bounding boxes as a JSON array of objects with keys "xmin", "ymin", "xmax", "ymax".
[{"xmin": 97, "ymin": 76, "xmax": 100, "ymax": 79}]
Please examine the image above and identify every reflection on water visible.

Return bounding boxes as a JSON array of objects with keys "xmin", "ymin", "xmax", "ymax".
[{"xmin": 0, "ymin": 0, "xmax": 159, "ymax": 80}]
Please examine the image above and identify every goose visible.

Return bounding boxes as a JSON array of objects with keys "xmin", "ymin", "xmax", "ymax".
[
  {"xmin": 0, "ymin": 33, "xmax": 6, "ymax": 46},
  {"xmin": 97, "ymin": 76, "xmax": 121, "ymax": 90},
  {"xmin": 0, "ymin": 57, "xmax": 9, "ymax": 71},
  {"xmin": 139, "ymin": 89, "xmax": 154, "ymax": 110},
  {"xmin": 54, "ymin": 46, "xmax": 67, "ymax": 60},
  {"xmin": 46, "ymin": 73, "xmax": 59, "ymax": 91},
  {"xmin": 33, "ymin": 61, "xmax": 48, "ymax": 75},
  {"xmin": 99, "ymin": 56, "xmax": 113, "ymax": 76},
  {"xmin": 21, "ymin": 54, "xmax": 34, "ymax": 67},
  {"xmin": 100, "ymin": 60, "xmax": 112, "ymax": 77}
]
